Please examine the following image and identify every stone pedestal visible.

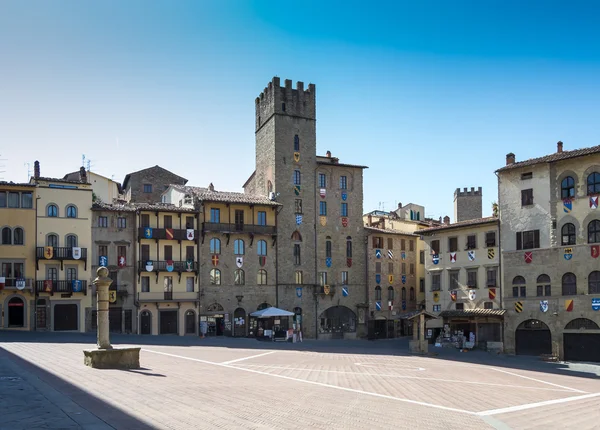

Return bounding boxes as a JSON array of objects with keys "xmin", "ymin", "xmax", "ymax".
[{"xmin": 83, "ymin": 347, "xmax": 141, "ymax": 369}]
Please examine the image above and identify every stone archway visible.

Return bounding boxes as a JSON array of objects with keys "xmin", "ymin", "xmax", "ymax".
[
  {"xmin": 140, "ymin": 310, "xmax": 152, "ymax": 335},
  {"xmin": 7, "ymin": 296, "xmax": 25, "ymax": 327},
  {"xmin": 515, "ymin": 319, "xmax": 552, "ymax": 356}
]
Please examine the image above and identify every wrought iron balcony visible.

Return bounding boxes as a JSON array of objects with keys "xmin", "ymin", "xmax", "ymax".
[
  {"xmin": 137, "ymin": 227, "xmax": 198, "ymax": 242},
  {"xmin": 202, "ymin": 222, "xmax": 276, "ymax": 235},
  {"xmin": 1, "ymin": 278, "xmax": 34, "ymax": 291},
  {"xmin": 36, "ymin": 247, "xmax": 88, "ymax": 270},
  {"xmin": 137, "ymin": 291, "xmax": 199, "ymax": 302},
  {"xmin": 137, "ymin": 260, "xmax": 198, "ymax": 273},
  {"xmin": 36, "ymin": 280, "xmax": 88, "ymax": 295}
]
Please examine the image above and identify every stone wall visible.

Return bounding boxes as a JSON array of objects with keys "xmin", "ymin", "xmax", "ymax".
[
  {"xmin": 125, "ymin": 166, "xmax": 187, "ymax": 204},
  {"xmin": 454, "ymin": 187, "xmax": 483, "ymax": 222}
]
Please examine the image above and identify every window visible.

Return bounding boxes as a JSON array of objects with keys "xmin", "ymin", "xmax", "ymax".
[
  {"xmin": 375, "ymin": 262, "xmax": 381, "ymax": 273},
  {"xmin": 143, "ymin": 184, "xmax": 152, "ymax": 193},
  {"xmin": 341, "ymin": 203, "xmax": 348, "ymax": 217},
  {"xmin": 448, "ymin": 237, "xmax": 458, "ymax": 252},
  {"xmin": 21, "ymin": 192, "xmax": 32, "ymax": 208},
  {"xmin": 409, "ymin": 240, "xmax": 414, "ymax": 252},
  {"xmin": 319, "ymin": 272, "xmax": 327, "ymax": 286},
  {"xmin": 319, "ymin": 201, "xmax": 327, "ymax": 216},
  {"xmin": 467, "ymin": 269, "xmax": 478, "ymax": 288},
  {"xmin": 295, "ymin": 270, "xmax": 303, "ymax": 284},
  {"xmin": 47, "ymin": 234, "xmax": 58, "ymax": 247},
  {"xmin": 98, "ymin": 245, "xmax": 108, "ymax": 257},
  {"xmin": 521, "ymin": 172, "xmax": 533, "ymax": 180},
  {"xmin": 98, "ymin": 216, "xmax": 108, "ymax": 228},
  {"xmin": 409, "ymin": 263, "xmax": 415, "ymax": 275},
  {"xmin": 341, "ymin": 271, "xmax": 348, "ymax": 285},
  {"xmin": 1, "ymin": 227, "xmax": 11, "ymax": 244},
  {"xmin": 372, "ymin": 236, "xmax": 383, "ymax": 248},
  {"xmin": 431, "ymin": 240, "xmax": 440, "ymax": 254},
  {"xmin": 234, "ymin": 210, "xmax": 244, "ymax": 229},
  {"xmin": 485, "ymin": 232, "xmax": 496, "ymax": 247},
  {"xmin": 294, "ymin": 134, "xmax": 299, "ymax": 151},
  {"xmin": 433, "ymin": 305, "xmax": 441, "ymax": 312},
  {"xmin": 388, "ymin": 286, "xmax": 395, "ymax": 300},
  {"xmin": 466, "ymin": 235, "xmax": 477, "ymax": 250},
  {"xmin": 346, "ymin": 237, "xmax": 352, "ymax": 258},
  {"xmin": 66, "ymin": 205, "xmax": 77, "ymax": 218},
  {"xmin": 0, "ymin": 192, "xmax": 5, "ymax": 207},
  {"xmin": 319, "ymin": 173, "xmax": 327, "ymax": 188},
  {"xmin": 257, "ymin": 211, "xmax": 267, "ymax": 226},
  {"xmin": 164, "ymin": 276, "xmax": 173, "ymax": 293},
  {"xmin": 117, "ymin": 245, "xmax": 126, "ymax": 262},
  {"xmin": 186, "ymin": 277, "xmax": 194, "ymax": 292},
  {"xmin": 388, "ymin": 263, "xmax": 394, "ymax": 273},
  {"xmin": 295, "ymin": 199, "xmax": 302, "ymax": 214},
  {"xmin": 164, "ymin": 245, "xmax": 172, "ymax": 261},
  {"xmin": 210, "ymin": 208, "xmax": 220, "ymax": 223},
  {"xmin": 185, "ymin": 216, "xmax": 194, "ymax": 229},
  {"xmin": 257, "ymin": 240, "xmax": 267, "ymax": 256},
  {"xmin": 185, "ymin": 245, "xmax": 194, "ymax": 261},
  {"xmin": 66, "ymin": 234, "xmax": 77, "ymax": 248},
  {"xmin": 562, "ymin": 273, "xmax": 577, "ymax": 296},
  {"xmin": 401, "ymin": 262, "xmax": 406, "ymax": 274},
  {"xmin": 561, "ymin": 224, "xmax": 576, "ymax": 245},
  {"xmin": 13, "ymin": 227, "xmax": 24, "ymax": 245},
  {"xmin": 210, "ymin": 269, "xmax": 221, "ymax": 285},
  {"xmin": 141, "ymin": 277, "xmax": 150, "ymax": 292},
  {"xmin": 66, "ymin": 267, "xmax": 77, "ymax": 282},
  {"xmin": 210, "ymin": 238, "xmax": 221, "ymax": 254},
  {"xmin": 8, "ymin": 192, "xmax": 19, "ymax": 208},
  {"xmin": 294, "ymin": 244, "xmax": 301, "ymax": 265},
  {"xmin": 293, "ymin": 170, "xmax": 301, "ymax": 185},
  {"xmin": 516, "ymin": 230, "xmax": 540, "ymax": 250},
  {"xmin": 419, "ymin": 278, "xmax": 425, "ymax": 293},
  {"xmin": 561, "ymin": 176, "xmax": 575, "ymax": 199},
  {"xmin": 484, "ymin": 302, "xmax": 493, "ymax": 309},
  {"xmin": 375, "ymin": 286, "xmax": 382, "ymax": 300},
  {"xmin": 234, "ymin": 239, "xmax": 245, "ymax": 255},
  {"xmin": 536, "ymin": 274, "xmax": 551, "ymax": 297},
  {"xmin": 409, "ymin": 287, "xmax": 415, "ymax": 301},
  {"xmin": 325, "ymin": 238, "xmax": 332, "ymax": 258},
  {"xmin": 257, "ymin": 269, "xmax": 267, "ymax": 285},
  {"xmin": 47, "ymin": 204, "xmax": 58, "ymax": 217},
  {"xmin": 589, "ymin": 271, "xmax": 600, "ymax": 294},
  {"xmin": 455, "ymin": 303, "xmax": 464, "ymax": 311},
  {"xmin": 400, "ymin": 239, "xmax": 405, "ymax": 251},
  {"xmin": 431, "ymin": 274, "xmax": 441, "ymax": 291},
  {"xmin": 521, "ymin": 189, "xmax": 534, "ymax": 206},
  {"xmin": 487, "ymin": 268, "xmax": 497, "ymax": 287},
  {"xmin": 588, "ymin": 220, "xmax": 600, "ymax": 243},
  {"xmin": 47, "ymin": 267, "xmax": 58, "ymax": 281},
  {"xmin": 340, "ymin": 176, "xmax": 347, "ymax": 190},
  {"xmin": 234, "ymin": 269, "xmax": 245, "ymax": 285},
  {"xmin": 282, "ymin": 102, "xmax": 286, "ymax": 112},
  {"xmin": 449, "ymin": 270, "xmax": 459, "ymax": 290},
  {"xmin": 163, "ymin": 215, "xmax": 172, "ymax": 229},
  {"xmin": 117, "ymin": 217, "xmax": 127, "ymax": 228},
  {"xmin": 419, "ymin": 251, "xmax": 424, "ymax": 264},
  {"xmin": 588, "ymin": 172, "xmax": 600, "ymax": 195},
  {"xmin": 512, "ymin": 276, "xmax": 527, "ymax": 298}
]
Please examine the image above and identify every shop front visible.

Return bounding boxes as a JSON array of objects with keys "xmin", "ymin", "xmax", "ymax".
[
  {"xmin": 249, "ymin": 306, "xmax": 294, "ymax": 341},
  {"xmin": 437, "ymin": 309, "xmax": 505, "ymax": 351}
]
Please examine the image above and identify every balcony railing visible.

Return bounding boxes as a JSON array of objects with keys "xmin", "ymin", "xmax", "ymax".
[
  {"xmin": 36, "ymin": 247, "xmax": 88, "ymax": 260},
  {"xmin": 137, "ymin": 260, "xmax": 198, "ymax": 273},
  {"xmin": 137, "ymin": 291, "xmax": 198, "ymax": 302},
  {"xmin": 1, "ymin": 278, "xmax": 34, "ymax": 291},
  {"xmin": 36, "ymin": 280, "xmax": 88, "ymax": 295},
  {"xmin": 202, "ymin": 222, "xmax": 276, "ymax": 235},
  {"xmin": 137, "ymin": 228, "xmax": 198, "ymax": 241}
]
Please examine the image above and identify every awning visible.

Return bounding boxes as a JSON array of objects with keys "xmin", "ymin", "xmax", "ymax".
[
  {"xmin": 438, "ymin": 309, "xmax": 506, "ymax": 318},
  {"xmin": 250, "ymin": 307, "xmax": 295, "ymax": 318}
]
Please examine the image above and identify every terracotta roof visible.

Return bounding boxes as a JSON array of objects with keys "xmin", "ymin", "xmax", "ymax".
[
  {"xmin": 92, "ymin": 202, "xmax": 195, "ymax": 213},
  {"xmin": 33, "ymin": 177, "xmax": 90, "ymax": 185},
  {"xmin": 170, "ymin": 185, "xmax": 281, "ymax": 207},
  {"xmin": 418, "ymin": 217, "xmax": 498, "ymax": 234},
  {"xmin": 496, "ymin": 144, "xmax": 600, "ymax": 172},
  {"xmin": 439, "ymin": 309, "xmax": 506, "ymax": 317},
  {"xmin": 0, "ymin": 181, "xmax": 36, "ymax": 188},
  {"xmin": 316, "ymin": 160, "xmax": 369, "ymax": 169},
  {"xmin": 364, "ymin": 226, "xmax": 418, "ymax": 236}
]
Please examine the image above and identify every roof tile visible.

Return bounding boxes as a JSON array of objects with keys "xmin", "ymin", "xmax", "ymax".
[{"xmin": 496, "ymin": 144, "xmax": 600, "ymax": 172}]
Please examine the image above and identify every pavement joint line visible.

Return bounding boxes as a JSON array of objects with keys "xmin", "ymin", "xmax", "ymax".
[
  {"xmin": 488, "ymin": 367, "xmax": 586, "ymax": 393},
  {"xmin": 476, "ymin": 392, "xmax": 600, "ymax": 416},
  {"xmin": 230, "ymin": 364, "xmax": 580, "ymax": 393},
  {"xmin": 220, "ymin": 351, "xmax": 276, "ymax": 365},
  {"xmin": 142, "ymin": 348, "xmax": 477, "ymax": 416}
]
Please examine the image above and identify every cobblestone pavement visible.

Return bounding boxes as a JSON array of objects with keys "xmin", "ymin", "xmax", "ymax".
[{"xmin": 1, "ymin": 332, "xmax": 599, "ymax": 429}]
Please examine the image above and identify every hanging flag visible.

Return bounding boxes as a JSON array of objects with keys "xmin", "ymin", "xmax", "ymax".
[
  {"xmin": 592, "ymin": 298, "xmax": 600, "ymax": 311},
  {"xmin": 489, "ymin": 288, "xmax": 496, "ymax": 300},
  {"xmin": 44, "ymin": 280, "xmax": 53, "ymax": 292},
  {"xmin": 212, "ymin": 255, "xmax": 219, "ymax": 266},
  {"xmin": 259, "ymin": 256, "xmax": 266, "ymax": 267},
  {"xmin": 144, "ymin": 227, "xmax": 153, "ymax": 239},
  {"xmin": 341, "ymin": 217, "xmax": 348, "ymax": 227},
  {"xmin": 72, "ymin": 247, "xmax": 81, "ymax": 260},
  {"xmin": 236, "ymin": 257, "xmax": 243, "ymax": 268},
  {"xmin": 590, "ymin": 196, "xmax": 599, "ymax": 209},
  {"xmin": 347, "ymin": 258, "xmax": 352, "ymax": 267},
  {"xmin": 564, "ymin": 248, "xmax": 573, "ymax": 260},
  {"xmin": 166, "ymin": 260, "xmax": 174, "ymax": 272},
  {"xmin": 296, "ymin": 287, "xmax": 302, "ymax": 297},
  {"xmin": 294, "ymin": 185, "xmax": 301, "ymax": 195},
  {"xmin": 450, "ymin": 252, "xmax": 456, "ymax": 263},
  {"xmin": 563, "ymin": 199, "xmax": 572, "ymax": 213},
  {"xmin": 166, "ymin": 228, "xmax": 174, "ymax": 240},
  {"xmin": 524, "ymin": 252, "xmax": 533, "ymax": 263},
  {"xmin": 109, "ymin": 291, "xmax": 117, "ymax": 303},
  {"xmin": 0, "ymin": 277, "xmax": 4, "ymax": 290},
  {"xmin": 540, "ymin": 300, "xmax": 549, "ymax": 313},
  {"xmin": 44, "ymin": 246, "xmax": 53, "ymax": 259},
  {"xmin": 341, "ymin": 192, "xmax": 347, "ymax": 201},
  {"xmin": 99, "ymin": 255, "xmax": 108, "ymax": 267},
  {"xmin": 187, "ymin": 229, "xmax": 195, "ymax": 240},
  {"xmin": 401, "ymin": 252, "xmax": 406, "ymax": 260},
  {"xmin": 432, "ymin": 254, "xmax": 440, "ymax": 265},
  {"xmin": 468, "ymin": 290, "xmax": 476, "ymax": 301},
  {"xmin": 375, "ymin": 301, "xmax": 382, "ymax": 311},
  {"xmin": 326, "ymin": 257, "xmax": 332, "ymax": 268},
  {"xmin": 450, "ymin": 290, "xmax": 457, "ymax": 302},
  {"xmin": 388, "ymin": 275, "xmax": 393, "ymax": 283},
  {"xmin": 468, "ymin": 251, "xmax": 475, "ymax": 261},
  {"xmin": 565, "ymin": 299, "xmax": 574, "ymax": 312},
  {"xmin": 375, "ymin": 274, "xmax": 381, "ymax": 284},
  {"xmin": 319, "ymin": 188, "xmax": 326, "ymax": 198},
  {"xmin": 296, "ymin": 214, "xmax": 303, "ymax": 225},
  {"xmin": 145, "ymin": 260, "xmax": 154, "ymax": 272},
  {"xmin": 592, "ymin": 245, "xmax": 600, "ymax": 259},
  {"xmin": 433, "ymin": 292, "xmax": 440, "ymax": 303},
  {"xmin": 515, "ymin": 301, "xmax": 523, "ymax": 313},
  {"xmin": 375, "ymin": 249, "xmax": 382, "ymax": 259},
  {"xmin": 342, "ymin": 286, "xmax": 349, "ymax": 297},
  {"xmin": 186, "ymin": 259, "xmax": 194, "ymax": 272},
  {"xmin": 118, "ymin": 256, "xmax": 126, "ymax": 267},
  {"xmin": 401, "ymin": 275, "xmax": 406, "ymax": 284},
  {"xmin": 319, "ymin": 216, "xmax": 327, "ymax": 226},
  {"xmin": 15, "ymin": 279, "xmax": 25, "ymax": 290},
  {"xmin": 293, "ymin": 152, "xmax": 300, "ymax": 163},
  {"xmin": 387, "ymin": 250, "xmax": 394, "ymax": 259},
  {"xmin": 72, "ymin": 280, "xmax": 82, "ymax": 292},
  {"xmin": 388, "ymin": 301, "xmax": 393, "ymax": 311},
  {"xmin": 487, "ymin": 248, "xmax": 495, "ymax": 259},
  {"xmin": 323, "ymin": 285, "xmax": 330, "ymax": 295}
]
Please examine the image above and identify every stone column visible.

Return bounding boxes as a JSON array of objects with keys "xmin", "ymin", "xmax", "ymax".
[
  {"xmin": 419, "ymin": 314, "xmax": 427, "ymax": 353},
  {"xmin": 93, "ymin": 267, "xmax": 113, "ymax": 350}
]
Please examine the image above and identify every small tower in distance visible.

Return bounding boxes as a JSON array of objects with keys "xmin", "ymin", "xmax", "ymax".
[{"xmin": 454, "ymin": 187, "xmax": 483, "ymax": 222}]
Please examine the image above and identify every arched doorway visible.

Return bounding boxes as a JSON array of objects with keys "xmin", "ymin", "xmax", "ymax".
[
  {"xmin": 563, "ymin": 318, "xmax": 600, "ymax": 363},
  {"xmin": 516, "ymin": 319, "xmax": 552, "ymax": 356},
  {"xmin": 319, "ymin": 306, "xmax": 357, "ymax": 339},
  {"xmin": 185, "ymin": 310, "xmax": 196, "ymax": 335},
  {"xmin": 36, "ymin": 299, "xmax": 47, "ymax": 330},
  {"xmin": 140, "ymin": 311, "xmax": 151, "ymax": 335},
  {"xmin": 234, "ymin": 307, "xmax": 246, "ymax": 337},
  {"xmin": 8, "ymin": 297, "xmax": 25, "ymax": 327}
]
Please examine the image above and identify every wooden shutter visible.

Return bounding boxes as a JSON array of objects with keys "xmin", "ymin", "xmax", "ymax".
[
  {"xmin": 534, "ymin": 230, "xmax": 540, "ymax": 249},
  {"xmin": 516, "ymin": 232, "xmax": 522, "ymax": 250}
]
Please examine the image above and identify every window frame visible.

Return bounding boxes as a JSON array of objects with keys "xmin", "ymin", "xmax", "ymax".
[
  {"xmin": 234, "ymin": 269, "xmax": 245, "ymax": 286},
  {"xmin": 561, "ymin": 176, "xmax": 575, "ymax": 199},
  {"xmin": 234, "ymin": 239, "xmax": 245, "ymax": 255},
  {"xmin": 561, "ymin": 223, "xmax": 576, "ymax": 245},
  {"xmin": 210, "ymin": 208, "xmax": 220, "ymax": 223},
  {"xmin": 210, "ymin": 268, "xmax": 221, "ymax": 285},
  {"xmin": 319, "ymin": 201, "xmax": 327, "ymax": 216},
  {"xmin": 431, "ymin": 273, "xmax": 441, "ymax": 291},
  {"xmin": 293, "ymin": 170, "xmax": 301, "ymax": 185},
  {"xmin": 7, "ymin": 192, "xmax": 20, "ymax": 208},
  {"xmin": 561, "ymin": 272, "xmax": 577, "ymax": 296},
  {"xmin": 47, "ymin": 204, "xmax": 58, "ymax": 217},
  {"xmin": 143, "ymin": 184, "xmax": 152, "ymax": 193},
  {"xmin": 587, "ymin": 172, "xmax": 600, "ymax": 195},
  {"xmin": 117, "ymin": 217, "xmax": 127, "ymax": 228},
  {"xmin": 318, "ymin": 173, "xmax": 327, "ymax": 188},
  {"xmin": 210, "ymin": 238, "xmax": 221, "ymax": 254},
  {"xmin": 98, "ymin": 216, "xmax": 108, "ymax": 228},
  {"xmin": 341, "ymin": 202, "xmax": 348, "ymax": 217},
  {"xmin": 257, "ymin": 240, "xmax": 267, "ymax": 256},
  {"xmin": 588, "ymin": 220, "xmax": 600, "ymax": 243},
  {"xmin": 257, "ymin": 269, "xmax": 267, "ymax": 285},
  {"xmin": 66, "ymin": 205, "xmax": 77, "ymax": 218},
  {"xmin": 339, "ymin": 176, "xmax": 347, "ymax": 190},
  {"xmin": 521, "ymin": 188, "xmax": 534, "ymax": 206}
]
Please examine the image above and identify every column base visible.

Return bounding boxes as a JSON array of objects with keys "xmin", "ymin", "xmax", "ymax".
[{"xmin": 83, "ymin": 347, "xmax": 141, "ymax": 369}]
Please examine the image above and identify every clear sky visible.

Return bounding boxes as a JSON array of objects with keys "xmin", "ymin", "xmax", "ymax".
[{"xmin": 2, "ymin": 1, "xmax": 600, "ymax": 220}]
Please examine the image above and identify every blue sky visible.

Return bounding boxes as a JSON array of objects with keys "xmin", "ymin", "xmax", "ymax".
[{"xmin": 1, "ymin": 1, "xmax": 600, "ymax": 220}]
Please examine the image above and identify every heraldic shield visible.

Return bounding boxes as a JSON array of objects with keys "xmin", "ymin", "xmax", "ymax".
[
  {"xmin": 540, "ymin": 300, "xmax": 549, "ymax": 313},
  {"xmin": 44, "ymin": 246, "xmax": 53, "ymax": 259}
]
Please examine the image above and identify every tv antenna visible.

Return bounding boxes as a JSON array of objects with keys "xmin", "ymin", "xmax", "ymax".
[
  {"xmin": 0, "ymin": 155, "xmax": 6, "ymax": 180},
  {"xmin": 24, "ymin": 162, "xmax": 32, "ymax": 180}
]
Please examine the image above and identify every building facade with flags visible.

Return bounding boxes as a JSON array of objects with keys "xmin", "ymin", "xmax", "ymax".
[
  {"xmin": 0, "ymin": 181, "xmax": 37, "ymax": 331},
  {"xmin": 418, "ymin": 188, "xmax": 502, "ymax": 350},
  {"xmin": 32, "ymin": 163, "xmax": 93, "ymax": 332},
  {"xmin": 497, "ymin": 141, "xmax": 600, "ymax": 362}
]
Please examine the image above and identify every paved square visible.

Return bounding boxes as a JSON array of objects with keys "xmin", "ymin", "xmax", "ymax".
[{"xmin": 1, "ymin": 334, "xmax": 600, "ymax": 429}]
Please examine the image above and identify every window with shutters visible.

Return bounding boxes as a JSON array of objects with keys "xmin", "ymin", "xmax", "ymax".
[
  {"xmin": 516, "ymin": 230, "xmax": 540, "ymax": 250},
  {"xmin": 375, "ymin": 262, "xmax": 381, "ymax": 273},
  {"xmin": 449, "ymin": 270, "xmax": 459, "ymax": 290},
  {"xmin": 387, "ymin": 238, "xmax": 393, "ymax": 249},
  {"xmin": 388, "ymin": 263, "xmax": 394, "ymax": 273},
  {"xmin": 448, "ymin": 237, "xmax": 458, "ymax": 252},
  {"xmin": 164, "ymin": 245, "xmax": 173, "ymax": 261},
  {"xmin": 141, "ymin": 276, "xmax": 150, "ymax": 292},
  {"xmin": 487, "ymin": 268, "xmax": 497, "ymax": 287},
  {"xmin": 163, "ymin": 215, "xmax": 172, "ymax": 229},
  {"xmin": 235, "ymin": 210, "xmax": 244, "ymax": 230},
  {"xmin": 521, "ymin": 189, "xmax": 534, "ymax": 206},
  {"xmin": 431, "ymin": 240, "xmax": 440, "ymax": 254},
  {"xmin": 325, "ymin": 238, "xmax": 332, "ymax": 258},
  {"xmin": 467, "ymin": 269, "xmax": 478, "ymax": 288},
  {"xmin": 372, "ymin": 237, "xmax": 383, "ymax": 248},
  {"xmin": 466, "ymin": 235, "xmax": 477, "ymax": 250},
  {"xmin": 141, "ymin": 214, "xmax": 150, "ymax": 227},
  {"xmin": 409, "ymin": 240, "xmax": 414, "ymax": 251},
  {"xmin": 401, "ymin": 239, "xmax": 405, "ymax": 250},
  {"xmin": 431, "ymin": 274, "xmax": 441, "ymax": 291},
  {"xmin": 455, "ymin": 303, "xmax": 464, "ymax": 311},
  {"xmin": 485, "ymin": 231, "xmax": 496, "ymax": 247}
]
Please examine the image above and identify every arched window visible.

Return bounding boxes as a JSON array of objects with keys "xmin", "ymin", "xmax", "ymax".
[
  {"xmin": 295, "ymin": 270, "xmax": 303, "ymax": 284},
  {"xmin": 319, "ymin": 306, "xmax": 356, "ymax": 333},
  {"xmin": 234, "ymin": 239, "xmax": 245, "ymax": 255},
  {"xmin": 536, "ymin": 274, "xmax": 551, "ymax": 297},
  {"xmin": 291, "ymin": 230, "xmax": 302, "ymax": 241},
  {"xmin": 46, "ymin": 234, "xmax": 58, "ymax": 247},
  {"xmin": 257, "ymin": 269, "xmax": 267, "ymax": 285},
  {"xmin": 210, "ymin": 269, "xmax": 221, "ymax": 285},
  {"xmin": 388, "ymin": 286, "xmax": 395, "ymax": 300},
  {"xmin": 588, "ymin": 172, "xmax": 600, "ymax": 195},
  {"xmin": 561, "ymin": 223, "xmax": 576, "ymax": 245},
  {"xmin": 409, "ymin": 287, "xmax": 415, "ymax": 301},
  {"xmin": 47, "ymin": 204, "xmax": 58, "ymax": 217},
  {"xmin": 589, "ymin": 271, "xmax": 600, "ymax": 294},
  {"xmin": 401, "ymin": 287, "xmax": 406, "ymax": 300},
  {"xmin": 1, "ymin": 227, "xmax": 11, "ymax": 244},
  {"xmin": 410, "ymin": 210, "xmax": 414, "ymax": 220},
  {"xmin": 294, "ymin": 134, "xmax": 300, "ymax": 151},
  {"xmin": 565, "ymin": 318, "xmax": 600, "ymax": 330},
  {"xmin": 65, "ymin": 234, "xmax": 77, "ymax": 248},
  {"xmin": 375, "ymin": 286, "xmax": 382, "ymax": 300},
  {"xmin": 512, "ymin": 276, "xmax": 526, "ymax": 298},
  {"xmin": 416, "ymin": 212, "xmax": 420, "ymax": 221},
  {"xmin": 346, "ymin": 236, "xmax": 352, "ymax": 258},
  {"xmin": 234, "ymin": 269, "xmax": 245, "ymax": 285},
  {"xmin": 210, "ymin": 238, "xmax": 221, "ymax": 254},
  {"xmin": 562, "ymin": 273, "xmax": 577, "ymax": 296},
  {"xmin": 325, "ymin": 236, "xmax": 332, "ymax": 258},
  {"xmin": 257, "ymin": 240, "xmax": 267, "ymax": 256},
  {"xmin": 257, "ymin": 302, "xmax": 271, "ymax": 310},
  {"xmin": 13, "ymin": 228, "xmax": 24, "ymax": 245},
  {"xmin": 66, "ymin": 205, "xmax": 77, "ymax": 218},
  {"xmin": 588, "ymin": 220, "xmax": 600, "ymax": 243},
  {"xmin": 561, "ymin": 176, "xmax": 575, "ymax": 199}
]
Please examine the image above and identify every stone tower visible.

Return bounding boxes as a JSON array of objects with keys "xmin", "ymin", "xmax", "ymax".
[{"xmin": 454, "ymin": 187, "xmax": 483, "ymax": 222}]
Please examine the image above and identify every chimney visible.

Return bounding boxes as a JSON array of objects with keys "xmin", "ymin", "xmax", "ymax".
[
  {"xmin": 397, "ymin": 202, "xmax": 402, "ymax": 209},
  {"xmin": 557, "ymin": 141, "xmax": 563, "ymax": 153},
  {"xmin": 34, "ymin": 160, "xmax": 40, "ymax": 179},
  {"xmin": 79, "ymin": 166, "xmax": 87, "ymax": 183},
  {"xmin": 208, "ymin": 182, "xmax": 214, "ymax": 192},
  {"xmin": 379, "ymin": 217, "xmax": 385, "ymax": 230},
  {"xmin": 368, "ymin": 214, "xmax": 372, "ymax": 226},
  {"xmin": 443, "ymin": 215, "xmax": 450, "ymax": 225},
  {"xmin": 326, "ymin": 151, "xmax": 331, "ymax": 158},
  {"xmin": 506, "ymin": 153, "xmax": 515, "ymax": 165}
]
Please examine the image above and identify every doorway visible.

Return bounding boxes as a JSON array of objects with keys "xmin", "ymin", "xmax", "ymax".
[
  {"xmin": 185, "ymin": 310, "xmax": 196, "ymax": 335},
  {"xmin": 54, "ymin": 304, "xmax": 78, "ymax": 331},
  {"xmin": 516, "ymin": 319, "xmax": 552, "ymax": 356},
  {"xmin": 140, "ymin": 311, "xmax": 151, "ymax": 334},
  {"xmin": 233, "ymin": 308, "xmax": 246, "ymax": 337},
  {"xmin": 36, "ymin": 299, "xmax": 47, "ymax": 330},
  {"xmin": 160, "ymin": 310, "xmax": 178, "ymax": 335},
  {"xmin": 205, "ymin": 315, "xmax": 225, "ymax": 336},
  {"xmin": 8, "ymin": 297, "xmax": 25, "ymax": 327}
]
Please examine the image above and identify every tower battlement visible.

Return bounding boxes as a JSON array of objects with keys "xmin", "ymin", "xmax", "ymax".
[
  {"xmin": 255, "ymin": 77, "xmax": 316, "ymax": 130},
  {"xmin": 454, "ymin": 186, "xmax": 483, "ymax": 222},
  {"xmin": 454, "ymin": 186, "xmax": 482, "ymax": 197}
]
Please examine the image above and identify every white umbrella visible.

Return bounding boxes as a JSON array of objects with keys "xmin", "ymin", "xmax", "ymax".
[{"xmin": 250, "ymin": 307, "xmax": 295, "ymax": 318}]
